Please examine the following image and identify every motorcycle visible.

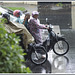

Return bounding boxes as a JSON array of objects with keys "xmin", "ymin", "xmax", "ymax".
[{"xmin": 42, "ymin": 18, "xmax": 69, "ymax": 56}]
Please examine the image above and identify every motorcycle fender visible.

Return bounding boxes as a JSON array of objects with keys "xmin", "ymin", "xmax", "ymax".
[{"xmin": 58, "ymin": 36, "xmax": 65, "ymax": 41}]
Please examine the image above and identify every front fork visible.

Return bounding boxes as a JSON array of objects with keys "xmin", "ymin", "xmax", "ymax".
[
  {"xmin": 33, "ymin": 45, "xmax": 39, "ymax": 59},
  {"xmin": 28, "ymin": 43, "xmax": 39, "ymax": 59}
]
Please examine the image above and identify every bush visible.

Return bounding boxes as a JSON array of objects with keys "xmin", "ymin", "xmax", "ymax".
[
  {"xmin": 0, "ymin": 18, "xmax": 31, "ymax": 73},
  {"xmin": 0, "ymin": 12, "xmax": 2, "ymax": 15}
]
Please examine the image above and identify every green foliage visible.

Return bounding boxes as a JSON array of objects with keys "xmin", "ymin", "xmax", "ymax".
[
  {"xmin": 0, "ymin": 12, "xmax": 2, "ymax": 15},
  {"xmin": 7, "ymin": 7, "xmax": 25, "ymax": 11},
  {"xmin": 0, "ymin": 18, "xmax": 8, "ymax": 24},
  {"xmin": 0, "ymin": 18, "xmax": 31, "ymax": 73},
  {"xmin": 56, "ymin": 3, "xmax": 63, "ymax": 7}
]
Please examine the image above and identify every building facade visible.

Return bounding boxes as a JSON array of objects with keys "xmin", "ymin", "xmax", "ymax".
[{"xmin": 38, "ymin": 2, "xmax": 72, "ymax": 29}]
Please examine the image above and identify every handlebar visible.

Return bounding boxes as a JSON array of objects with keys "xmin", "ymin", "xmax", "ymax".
[
  {"xmin": 49, "ymin": 24, "xmax": 54, "ymax": 29},
  {"xmin": 46, "ymin": 24, "xmax": 54, "ymax": 29}
]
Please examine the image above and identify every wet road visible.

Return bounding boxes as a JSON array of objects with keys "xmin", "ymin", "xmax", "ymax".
[{"xmin": 25, "ymin": 48, "xmax": 74, "ymax": 73}]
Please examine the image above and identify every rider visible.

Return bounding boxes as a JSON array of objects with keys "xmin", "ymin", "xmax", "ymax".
[
  {"xmin": 28, "ymin": 11, "xmax": 49, "ymax": 44},
  {"xmin": 13, "ymin": 10, "xmax": 34, "ymax": 51},
  {"xmin": 23, "ymin": 12, "xmax": 30, "ymax": 30},
  {"xmin": 13, "ymin": 10, "xmax": 23, "ymax": 24}
]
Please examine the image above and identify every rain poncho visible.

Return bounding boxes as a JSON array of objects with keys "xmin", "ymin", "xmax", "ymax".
[{"xmin": 4, "ymin": 21, "xmax": 34, "ymax": 49}]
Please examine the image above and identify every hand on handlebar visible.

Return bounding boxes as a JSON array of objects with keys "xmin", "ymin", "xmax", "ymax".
[{"xmin": 45, "ymin": 24, "xmax": 49, "ymax": 29}]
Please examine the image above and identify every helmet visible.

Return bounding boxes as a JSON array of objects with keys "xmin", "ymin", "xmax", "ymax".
[
  {"xmin": 32, "ymin": 11, "xmax": 39, "ymax": 17},
  {"xmin": 13, "ymin": 10, "xmax": 22, "ymax": 17}
]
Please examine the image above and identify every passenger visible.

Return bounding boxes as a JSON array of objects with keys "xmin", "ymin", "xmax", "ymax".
[
  {"xmin": 13, "ymin": 10, "xmax": 23, "ymax": 24},
  {"xmin": 28, "ymin": 11, "xmax": 49, "ymax": 44},
  {"xmin": 23, "ymin": 12, "xmax": 30, "ymax": 30}
]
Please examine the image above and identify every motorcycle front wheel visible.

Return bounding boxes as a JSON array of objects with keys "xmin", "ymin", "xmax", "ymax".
[
  {"xmin": 53, "ymin": 39, "xmax": 69, "ymax": 56},
  {"xmin": 30, "ymin": 46, "xmax": 48, "ymax": 65}
]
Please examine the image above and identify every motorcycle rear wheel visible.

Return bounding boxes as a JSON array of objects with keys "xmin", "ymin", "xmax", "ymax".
[{"xmin": 30, "ymin": 46, "xmax": 48, "ymax": 65}]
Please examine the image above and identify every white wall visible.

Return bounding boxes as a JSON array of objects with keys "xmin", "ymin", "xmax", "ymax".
[
  {"xmin": 72, "ymin": 1, "xmax": 75, "ymax": 30},
  {"xmin": 2, "ymin": 1, "xmax": 37, "ymax": 5}
]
